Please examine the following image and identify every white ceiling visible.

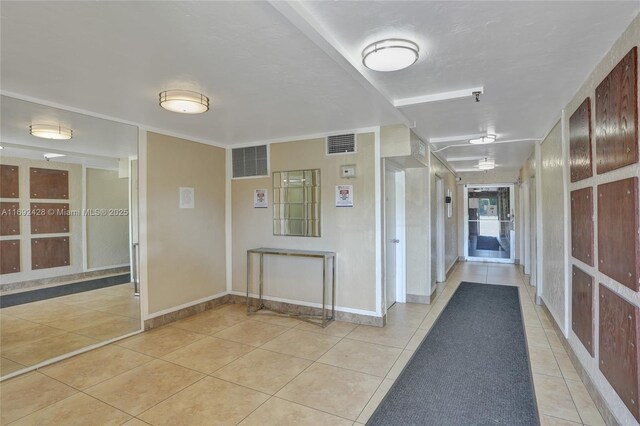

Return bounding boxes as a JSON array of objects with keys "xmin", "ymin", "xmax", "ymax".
[{"xmin": 1, "ymin": 1, "xmax": 638, "ymax": 174}]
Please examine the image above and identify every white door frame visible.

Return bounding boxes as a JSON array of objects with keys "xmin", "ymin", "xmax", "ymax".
[
  {"xmin": 435, "ymin": 175, "xmax": 446, "ymax": 282},
  {"xmin": 383, "ymin": 162, "xmax": 406, "ymax": 309},
  {"xmin": 463, "ymin": 183, "xmax": 516, "ymax": 264},
  {"xmin": 521, "ymin": 181, "xmax": 530, "ymax": 275}
]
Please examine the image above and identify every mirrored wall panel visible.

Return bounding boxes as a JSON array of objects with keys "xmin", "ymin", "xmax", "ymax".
[
  {"xmin": 0, "ymin": 95, "xmax": 140, "ymax": 379},
  {"xmin": 273, "ymin": 169, "xmax": 321, "ymax": 237}
]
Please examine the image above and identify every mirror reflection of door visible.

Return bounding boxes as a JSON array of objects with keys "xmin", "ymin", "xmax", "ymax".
[
  {"xmin": 0, "ymin": 95, "xmax": 141, "ymax": 379},
  {"xmin": 466, "ymin": 185, "xmax": 515, "ymax": 263}
]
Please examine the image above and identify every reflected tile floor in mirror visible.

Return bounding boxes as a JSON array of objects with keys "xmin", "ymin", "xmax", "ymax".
[
  {"xmin": 1, "ymin": 283, "xmax": 140, "ymax": 377},
  {"xmin": 0, "ymin": 264, "xmax": 605, "ymax": 425}
]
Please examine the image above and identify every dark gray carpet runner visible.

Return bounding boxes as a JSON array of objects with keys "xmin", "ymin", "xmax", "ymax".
[{"xmin": 367, "ymin": 282, "xmax": 539, "ymax": 425}]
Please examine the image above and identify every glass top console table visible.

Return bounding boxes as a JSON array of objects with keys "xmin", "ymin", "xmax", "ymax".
[{"xmin": 246, "ymin": 248, "xmax": 336, "ymax": 327}]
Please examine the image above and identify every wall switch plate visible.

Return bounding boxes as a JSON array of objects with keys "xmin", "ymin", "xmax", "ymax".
[{"xmin": 341, "ymin": 164, "xmax": 356, "ymax": 179}]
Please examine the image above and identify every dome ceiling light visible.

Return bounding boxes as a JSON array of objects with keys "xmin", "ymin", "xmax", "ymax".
[
  {"xmin": 362, "ymin": 39, "xmax": 419, "ymax": 72},
  {"xmin": 469, "ymin": 135, "xmax": 496, "ymax": 145},
  {"xmin": 29, "ymin": 124, "xmax": 73, "ymax": 140},
  {"xmin": 159, "ymin": 90, "xmax": 209, "ymax": 114}
]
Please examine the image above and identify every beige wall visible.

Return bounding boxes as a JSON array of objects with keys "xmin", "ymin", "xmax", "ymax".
[
  {"xmin": 539, "ymin": 122, "xmax": 566, "ymax": 329},
  {"xmin": 145, "ymin": 132, "xmax": 226, "ymax": 315},
  {"xmin": 232, "ymin": 133, "xmax": 377, "ymax": 313},
  {"xmin": 86, "ymin": 168, "xmax": 129, "ymax": 269},
  {"xmin": 542, "ymin": 14, "xmax": 640, "ymax": 425},
  {"xmin": 430, "ymin": 154, "xmax": 458, "ymax": 277},
  {"xmin": 0, "ymin": 156, "xmax": 82, "ymax": 284},
  {"xmin": 405, "ymin": 167, "xmax": 430, "ymax": 298}
]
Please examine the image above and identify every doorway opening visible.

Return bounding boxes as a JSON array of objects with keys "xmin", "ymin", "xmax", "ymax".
[
  {"xmin": 464, "ymin": 184, "xmax": 515, "ymax": 263},
  {"xmin": 435, "ymin": 175, "xmax": 445, "ymax": 282}
]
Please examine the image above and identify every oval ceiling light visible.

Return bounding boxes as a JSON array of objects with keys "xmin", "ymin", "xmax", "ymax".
[
  {"xmin": 469, "ymin": 135, "xmax": 496, "ymax": 145},
  {"xmin": 29, "ymin": 124, "xmax": 73, "ymax": 140},
  {"xmin": 478, "ymin": 157, "xmax": 495, "ymax": 170},
  {"xmin": 159, "ymin": 90, "xmax": 209, "ymax": 114},
  {"xmin": 362, "ymin": 39, "xmax": 419, "ymax": 72}
]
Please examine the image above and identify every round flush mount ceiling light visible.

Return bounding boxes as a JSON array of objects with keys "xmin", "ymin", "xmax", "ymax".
[
  {"xmin": 29, "ymin": 124, "xmax": 73, "ymax": 140},
  {"xmin": 362, "ymin": 39, "xmax": 419, "ymax": 72},
  {"xmin": 478, "ymin": 157, "xmax": 496, "ymax": 170},
  {"xmin": 469, "ymin": 135, "xmax": 496, "ymax": 145},
  {"xmin": 159, "ymin": 90, "xmax": 209, "ymax": 114}
]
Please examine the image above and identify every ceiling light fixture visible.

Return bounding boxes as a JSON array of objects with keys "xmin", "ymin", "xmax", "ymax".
[
  {"xmin": 469, "ymin": 135, "xmax": 496, "ymax": 145},
  {"xmin": 478, "ymin": 158, "xmax": 495, "ymax": 170},
  {"xmin": 29, "ymin": 124, "xmax": 73, "ymax": 140},
  {"xmin": 44, "ymin": 153, "xmax": 66, "ymax": 161},
  {"xmin": 362, "ymin": 39, "xmax": 419, "ymax": 72},
  {"xmin": 159, "ymin": 90, "xmax": 209, "ymax": 114}
]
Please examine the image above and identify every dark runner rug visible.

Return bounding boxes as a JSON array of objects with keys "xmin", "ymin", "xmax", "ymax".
[
  {"xmin": 0, "ymin": 273, "xmax": 131, "ymax": 308},
  {"xmin": 476, "ymin": 235, "xmax": 501, "ymax": 251},
  {"xmin": 367, "ymin": 282, "xmax": 539, "ymax": 426}
]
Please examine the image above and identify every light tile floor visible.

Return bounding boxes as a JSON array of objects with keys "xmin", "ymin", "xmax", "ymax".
[
  {"xmin": 0, "ymin": 264, "xmax": 605, "ymax": 425},
  {"xmin": 1, "ymin": 283, "xmax": 141, "ymax": 377}
]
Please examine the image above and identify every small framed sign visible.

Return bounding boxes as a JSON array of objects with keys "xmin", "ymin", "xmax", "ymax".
[
  {"xmin": 179, "ymin": 187, "xmax": 195, "ymax": 209},
  {"xmin": 254, "ymin": 189, "xmax": 268, "ymax": 208},
  {"xmin": 336, "ymin": 185, "xmax": 353, "ymax": 207}
]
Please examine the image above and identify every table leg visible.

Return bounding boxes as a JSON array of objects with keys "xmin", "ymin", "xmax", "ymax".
[
  {"xmin": 246, "ymin": 251, "xmax": 251, "ymax": 313},
  {"xmin": 332, "ymin": 255, "xmax": 336, "ymax": 321},
  {"xmin": 259, "ymin": 253, "xmax": 264, "ymax": 309}
]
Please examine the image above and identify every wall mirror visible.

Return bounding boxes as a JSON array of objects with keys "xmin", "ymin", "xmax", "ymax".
[
  {"xmin": 273, "ymin": 169, "xmax": 321, "ymax": 237},
  {"xmin": 0, "ymin": 95, "xmax": 140, "ymax": 379}
]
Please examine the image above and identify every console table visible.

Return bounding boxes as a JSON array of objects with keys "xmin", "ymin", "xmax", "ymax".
[{"xmin": 246, "ymin": 248, "xmax": 336, "ymax": 327}]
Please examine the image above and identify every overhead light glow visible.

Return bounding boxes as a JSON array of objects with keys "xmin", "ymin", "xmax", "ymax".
[
  {"xmin": 478, "ymin": 158, "xmax": 495, "ymax": 170},
  {"xmin": 44, "ymin": 153, "xmax": 66, "ymax": 160},
  {"xmin": 159, "ymin": 90, "xmax": 209, "ymax": 114},
  {"xmin": 30, "ymin": 124, "xmax": 73, "ymax": 140},
  {"xmin": 362, "ymin": 39, "xmax": 419, "ymax": 72},
  {"xmin": 469, "ymin": 135, "xmax": 496, "ymax": 145}
]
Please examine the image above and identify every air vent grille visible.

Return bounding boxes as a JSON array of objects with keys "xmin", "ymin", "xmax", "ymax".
[
  {"xmin": 327, "ymin": 133, "xmax": 356, "ymax": 155},
  {"xmin": 232, "ymin": 145, "xmax": 268, "ymax": 178}
]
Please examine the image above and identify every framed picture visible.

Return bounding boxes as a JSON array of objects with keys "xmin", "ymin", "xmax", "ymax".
[
  {"xmin": 254, "ymin": 189, "xmax": 268, "ymax": 208},
  {"xmin": 336, "ymin": 185, "xmax": 353, "ymax": 207}
]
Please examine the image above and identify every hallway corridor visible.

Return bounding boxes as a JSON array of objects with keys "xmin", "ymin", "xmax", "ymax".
[{"xmin": 0, "ymin": 264, "xmax": 605, "ymax": 425}]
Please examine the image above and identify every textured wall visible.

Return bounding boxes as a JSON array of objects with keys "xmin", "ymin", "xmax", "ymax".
[
  {"xmin": 561, "ymin": 14, "xmax": 640, "ymax": 425},
  {"xmin": 231, "ymin": 133, "xmax": 377, "ymax": 313},
  {"xmin": 146, "ymin": 132, "xmax": 226, "ymax": 314},
  {"xmin": 539, "ymin": 122, "xmax": 566, "ymax": 330}
]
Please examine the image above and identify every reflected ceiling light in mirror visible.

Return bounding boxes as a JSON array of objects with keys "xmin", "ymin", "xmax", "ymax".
[
  {"xmin": 478, "ymin": 158, "xmax": 495, "ymax": 170},
  {"xmin": 362, "ymin": 39, "xmax": 419, "ymax": 72},
  {"xmin": 29, "ymin": 124, "xmax": 72, "ymax": 140},
  {"xmin": 469, "ymin": 135, "xmax": 496, "ymax": 145},
  {"xmin": 159, "ymin": 90, "xmax": 209, "ymax": 114}
]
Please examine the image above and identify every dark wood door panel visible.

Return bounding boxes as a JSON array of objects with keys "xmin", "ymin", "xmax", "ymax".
[
  {"xmin": 30, "ymin": 167, "xmax": 69, "ymax": 199},
  {"xmin": 599, "ymin": 284, "xmax": 640, "ymax": 421},
  {"xmin": 570, "ymin": 98, "xmax": 593, "ymax": 182},
  {"xmin": 1, "ymin": 202, "xmax": 20, "ymax": 236},
  {"xmin": 0, "ymin": 240, "xmax": 20, "ymax": 274},
  {"xmin": 571, "ymin": 187, "xmax": 594, "ymax": 266},
  {"xmin": 31, "ymin": 237, "xmax": 69, "ymax": 270},
  {"xmin": 30, "ymin": 203, "xmax": 69, "ymax": 234},
  {"xmin": 571, "ymin": 265, "xmax": 594, "ymax": 356},
  {"xmin": 1, "ymin": 164, "xmax": 19, "ymax": 198},
  {"xmin": 597, "ymin": 177, "xmax": 639, "ymax": 291},
  {"xmin": 595, "ymin": 47, "xmax": 638, "ymax": 174}
]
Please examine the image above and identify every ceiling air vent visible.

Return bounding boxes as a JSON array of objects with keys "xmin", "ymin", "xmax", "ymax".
[
  {"xmin": 232, "ymin": 145, "xmax": 268, "ymax": 178},
  {"xmin": 327, "ymin": 133, "xmax": 356, "ymax": 155}
]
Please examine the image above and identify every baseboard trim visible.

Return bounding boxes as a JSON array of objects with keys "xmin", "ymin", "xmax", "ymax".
[
  {"xmin": 144, "ymin": 293, "xmax": 230, "ymax": 330},
  {"xmin": 226, "ymin": 294, "xmax": 384, "ymax": 327},
  {"xmin": 539, "ymin": 302, "xmax": 617, "ymax": 426}
]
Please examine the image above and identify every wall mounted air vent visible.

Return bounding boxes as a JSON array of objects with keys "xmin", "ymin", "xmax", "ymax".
[
  {"xmin": 232, "ymin": 145, "xmax": 268, "ymax": 178},
  {"xmin": 327, "ymin": 133, "xmax": 356, "ymax": 155}
]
